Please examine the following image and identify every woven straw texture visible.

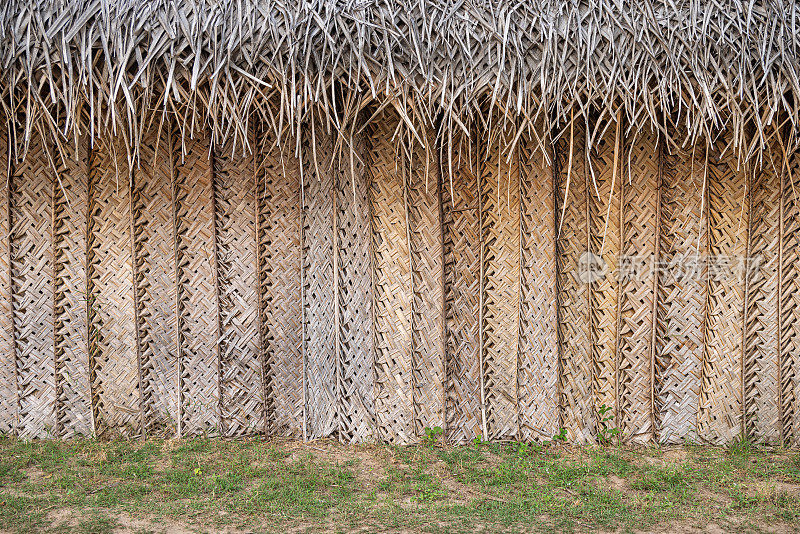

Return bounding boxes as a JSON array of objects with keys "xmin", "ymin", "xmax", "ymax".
[
  {"xmin": 88, "ymin": 135, "xmax": 140, "ymax": 438},
  {"xmin": 699, "ymin": 138, "xmax": 748, "ymax": 444},
  {"xmin": 255, "ymin": 127, "xmax": 303, "ymax": 437},
  {"xmin": 555, "ymin": 120, "xmax": 594, "ymax": 443},
  {"xmin": 442, "ymin": 130, "xmax": 483, "ymax": 443},
  {"xmin": 518, "ymin": 131, "xmax": 559, "ymax": 442},
  {"xmin": 367, "ymin": 113, "xmax": 413, "ymax": 444},
  {"xmin": 135, "ymin": 127, "xmax": 179, "ymax": 437},
  {"xmin": 407, "ymin": 126, "xmax": 446, "ymax": 436},
  {"xmin": 11, "ymin": 130, "xmax": 55, "ymax": 439},
  {"xmin": 655, "ymin": 139, "xmax": 706, "ymax": 444},
  {"xmin": 480, "ymin": 122, "xmax": 521, "ymax": 441},
  {"xmin": 301, "ymin": 127, "xmax": 338, "ymax": 440},
  {"xmin": 0, "ymin": 118, "xmax": 798, "ymax": 446},
  {"xmin": 174, "ymin": 133, "xmax": 219, "ymax": 437},
  {"xmin": 52, "ymin": 134, "xmax": 91, "ymax": 438},
  {"xmin": 618, "ymin": 127, "xmax": 660, "ymax": 444},
  {"xmin": 0, "ymin": 129, "xmax": 13, "ymax": 435},
  {"xmin": 213, "ymin": 141, "xmax": 263, "ymax": 437}
]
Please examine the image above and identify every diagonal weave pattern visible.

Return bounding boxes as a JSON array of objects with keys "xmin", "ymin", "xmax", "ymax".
[
  {"xmin": 135, "ymin": 127, "xmax": 179, "ymax": 436},
  {"xmin": 587, "ymin": 121, "xmax": 621, "ymax": 432},
  {"xmin": 212, "ymin": 142, "xmax": 263, "ymax": 437},
  {"xmin": 555, "ymin": 120, "xmax": 594, "ymax": 443},
  {"xmin": 745, "ymin": 150, "xmax": 782, "ymax": 442},
  {"xmin": 0, "ymin": 115, "xmax": 798, "ymax": 446},
  {"xmin": 52, "ymin": 134, "xmax": 91, "ymax": 438},
  {"xmin": 88, "ymin": 136, "xmax": 140, "ymax": 438},
  {"xmin": 256, "ymin": 127, "xmax": 303, "ymax": 437},
  {"xmin": 336, "ymin": 130, "xmax": 376, "ymax": 443},
  {"xmin": 655, "ymin": 141, "xmax": 706, "ymax": 444},
  {"xmin": 442, "ymin": 131, "xmax": 482, "ymax": 443},
  {"xmin": 174, "ymin": 134, "xmax": 219, "ymax": 437},
  {"xmin": 480, "ymin": 126, "xmax": 520, "ymax": 441},
  {"xmin": 408, "ymin": 128, "xmax": 446, "ymax": 436},
  {"xmin": 0, "ymin": 129, "xmax": 13, "ymax": 435},
  {"xmin": 518, "ymin": 131, "xmax": 559, "ymax": 441},
  {"xmin": 302, "ymin": 128, "xmax": 338, "ymax": 440},
  {"xmin": 782, "ymin": 153, "xmax": 800, "ymax": 445},
  {"xmin": 699, "ymin": 139, "xmax": 748, "ymax": 444},
  {"xmin": 367, "ymin": 114, "xmax": 413, "ymax": 444},
  {"xmin": 617, "ymin": 128, "xmax": 659, "ymax": 443},
  {"xmin": 11, "ymin": 131, "xmax": 55, "ymax": 439}
]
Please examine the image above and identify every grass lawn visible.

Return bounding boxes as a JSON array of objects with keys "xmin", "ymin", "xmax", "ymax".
[{"xmin": 0, "ymin": 435, "xmax": 797, "ymax": 533}]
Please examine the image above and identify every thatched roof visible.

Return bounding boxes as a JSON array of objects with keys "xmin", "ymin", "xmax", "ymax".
[{"xmin": 2, "ymin": 0, "xmax": 799, "ymax": 163}]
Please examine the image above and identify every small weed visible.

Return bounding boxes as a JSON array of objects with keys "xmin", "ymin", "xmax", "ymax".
[
  {"xmin": 551, "ymin": 428, "xmax": 568, "ymax": 442},
  {"xmin": 423, "ymin": 426, "xmax": 443, "ymax": 445},
  {"xmin": 597, "ymin": 405, "xmax": 620, "ymax": 445}
]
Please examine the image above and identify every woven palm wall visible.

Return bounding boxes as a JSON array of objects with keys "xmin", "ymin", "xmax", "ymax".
[{"xmin": 1, "ymin": 114, "xmax": 798, "ymax": 445}]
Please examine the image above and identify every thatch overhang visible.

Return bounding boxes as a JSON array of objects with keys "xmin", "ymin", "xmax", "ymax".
[{"xmin": 1, "ymin": 0, "xmax": 799, "ymax": 164}]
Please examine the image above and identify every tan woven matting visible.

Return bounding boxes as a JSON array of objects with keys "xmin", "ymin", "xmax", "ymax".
[
  {"xmin": 53, "ymin": 133, "xmax": 91, "ymax": 438},
  {"xmin": 213, "ymin": 139, "xmax": 263, "ymax": 437},
  {"xmin": 555, "ymin": 120, "xmax": 594, "ymax": 443},
  {"xmin": 480, "ymin": 123, "xmax": 521, "ymax": 440},
  {"xmin": 302, "ymin": 127, "xmax": 338, "ymax": 440},
  {"xmin": 655, "ymin": 138, "xmax": 706, "ymax": 444},
  {"xmin": 698, "ymin": 135, "xmax": 748, "ymax": 444},
  {"xmin": 88, "ymin": 134, "xmax": 140, "ymax": 438},
  {"xmin": 367, "ymin": 112, "xmax": 413, "ymax": 443},
  {"xmin": 744, "ymin": 142, "xmax": 781, "ymax": 443},
  {"xmin": 10, "ymin": 129, "xmax": 56, "ymax": 438},
  {"xmin": 0, "ymin": 128, "xmax": 14, "ymax": 435},
  {"xmin": 587, "ymin": 119, "xmax": 621, "ymax": 432},
  {"xmin": 442, "ymin": 129, "xmax": 483, "ymax": 443},
  {"xmin": 781, "ymin": 152, "xmax": 800, "ymax": 445},
  {"xmin": 0, "ymin": 116, "xmax": 797, "ymax": 445},
  {"xmin": 336, "ymin": 129, "xmax": 376, "ymax": 443},
  {"xmin": 255, "ymin": 126, "xmax": 303, "ymax": 437},
  {"xmin": 174, "ymin": 133, "xmax": 219, "ymax": 437},
  {"xmin": 518, "ymin": 130, "xmax": 559, "ymax": 442},
  {"xmin": 134, "ymin": 125, "xmax": 179, "ymax": 437},
  {"xmin": 617, "ymin": 127, "xmax": 659, "ymax": 443},
  {"xmin": 408, "ymin": 126, "xmax": 446, "ymax": 436}
]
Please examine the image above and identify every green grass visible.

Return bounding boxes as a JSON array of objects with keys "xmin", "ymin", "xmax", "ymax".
[{"xmin": 0, "ymin": 437, "xmax": 796, "ymax": 533}]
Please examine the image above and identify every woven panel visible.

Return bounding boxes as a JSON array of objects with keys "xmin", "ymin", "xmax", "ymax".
[
  {"xmin": 302, "ymin": 128, "xmax": 338, "ymax": 439},
  {"xmin": 587, "ymin": 122, "xmax": 621, "ymax": 432},
  {"xmin": 617, "ymin": 128, "xmax": 659, "ymax": 443},
  {"xmin": 480, "ymin": 129, "xmax": 520, "ymax": 440},
  {"xmin": 10, "ymin": 131, "xmax": 55, "ymax": 438},
  {"xmin": 442, "ymin": 132, "xmax": 482, "ymax": 443},
  {"xmin": 744, "ymin": 151, "xmax": 781, "ymax": 442},
  {"xmin": 367, "ymin": 115, "xmax": 413, "ymax": 443},
  {"xmin": 555, "ymin": 121, "xmax": 594, "ymax": 442},
  {"xmin": 655, "ymin": 140, "xmax": 706, "ymax": 444},
  {"xmin": 134, "ymin": 127, "xmax": 178, "ymax": 436},
  {"xmin": 255, "ymin": 128, "xmax": 303, "ymax": 437},
  {"xmin": 0, "ymin": 129, "xmax": 13, "ymax": 434},
  {"xmin": 52, "ymin": 135, "xmax": 91, "ymax": 438},
  {"xmin": 408, "ymin": 128, "xmax": 445, "ymax": 435},
  {"xmin": 213, "ymin": 141, "xmax": 263, "ymax": 437},
  {"xmin": 175, "ymin": 134, "xmax": 219, "ymax": 436},
  {"xmin": 337, "ymin": 130, "xmax": 376, "ymax": 443},
  {"xmin": 782, "ymin": 152, "xmax": 800, "ymax": 444},
  {"xmin": 698, "ymin": 138, "xmax": 747, "ymax": 444},
  {"xmin": 88, "ymin": 136, "xmax": 140, "ymax": 438},
  {"xmin": 518, "ymin": 132, "xmax": 559, "ymax": 442}
]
